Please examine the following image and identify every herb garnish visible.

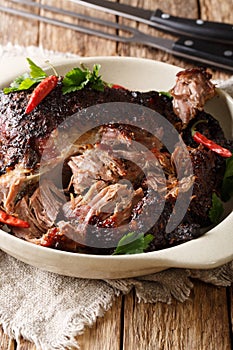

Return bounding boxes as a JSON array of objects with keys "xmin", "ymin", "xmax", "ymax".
[
  {"xmin": 221, "ymin": 155, "xmax": 233, "ymax": 202},
  {"xmin": 113, "ymin": 232, "xmax": 154, "ymax": 255},
  {"xmin": 4, "ymin": 59, "xmax": 108, "ymax": 95},
  {"xmin": 209, "ymin": 155, "xmax": 233, "ymax": 224},
  {"xmin": 209, "ymin": 193, "xmax": 224, "ymax": 225},
  {"xmin": 62, "ymin": 64, "xmax": 106, "ymax": 94},
  {"xmin": 159, "ymin": 91, "xmax": 172, "ymax": 99},
  {"xmin": 3, "ymin": 58, "xmax": 47, "ymax": 94},
  {"xmin": 27, "ymin": 58, "xmax": 48, "ymax": 80}
]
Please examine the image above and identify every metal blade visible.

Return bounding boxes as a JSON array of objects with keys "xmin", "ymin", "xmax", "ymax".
[
  {"xmin": 71, "ymin": 0, "xmax": 153, "ymax": 24},
  {"xmin": 0, "ymin": 3, "xmax": 170, "ymax": 45},
  {"xmin": 72, "ymin": 0, "xmax": 233, "ymax": 44}
]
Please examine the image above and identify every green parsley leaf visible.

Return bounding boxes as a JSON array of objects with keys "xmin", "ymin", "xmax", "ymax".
[
  {"xmin": 3, "ymin": 76, "xmax": 41, "ymax": 94},
  {"xmin": 26, "ymin": 57, "xmax": 47, "ymax": 79},
  {"xmin": 3, "ymin": 58, "xmax": 47, "ymax": 94},
  {"xmin": 11, "ymin": 73, "xmax": 29, "ymax": 87},
  {"xmin": 88, "ymin": 64, "xmax": 105, "ymax": 91},
  {"xmin": 62, "ymin": 64, "xmax": 105, "ymax": 94},
  {"xmin": 159, "ymin": 91, "xmax": 172, "ymax": 99},
  {"xmin": 18, "ymin": 77, "xmax": 40, "ymax": 90},
  {"xmin": 113, "ymin": 232, "xmax": 154, "ymax": 255},
  {"xmin": 221, "ymin": 155, "xmax": 233, "ymax": 202},
  {"xmin": 62, "ymin": 67, "xmax": 89, "ymax": 94},
  {"xmin": 209, "ymin": 193, "xmax": 224, "ymax": 225},
  {"xmin": 92, "ymin": 63, "xmax": 101, "ymax": 78},
  {"xmin": 3, "ymin": 73, "xmax": 39, "ymax": 93}
]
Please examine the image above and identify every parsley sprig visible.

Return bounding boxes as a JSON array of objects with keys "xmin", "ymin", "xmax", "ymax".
[
  {"xmin": 62, "ymin": 64, "xmax": 106, "ymax": 94},
  {"xmin": 113, "ymin": 232, "xmax": 154, "ymax": 255},
  {"xmin": 209, "ymin": 193, "xmax": 224, "ymax": 225},
  {"xmin": 159, "ymin": 91, "xmax": 172, "ymax": 99},
  {"xmin": 209, "ymin": 155, "xmax": 233, "ymax": 224},
  {"xmin": 3, "ymin": 58, "xmax": 108, "ymax": 95},
  {"xmin": 221, "ymin": 155, "xmax": 233, "ymax": 202},
  {"xmin": 3, "ymin": 58, "xmax": 47, "ymax": 94}
]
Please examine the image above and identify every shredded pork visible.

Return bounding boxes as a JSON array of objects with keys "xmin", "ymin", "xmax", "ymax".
[{"xmin": 0, "ymin": 66, "xmax": 231, "ymax": 254}]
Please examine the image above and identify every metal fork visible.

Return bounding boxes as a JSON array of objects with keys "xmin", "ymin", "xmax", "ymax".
[{"xmin": 1, "ymin": 0, "xmax": 233, "ymax": 71}]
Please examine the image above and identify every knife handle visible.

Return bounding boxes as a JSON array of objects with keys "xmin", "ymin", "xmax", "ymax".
[
  {"xmin": 173, "ymin": 37, "xmax": 233, "ymax": 70},
  {"xmin": 151, "ymin": 9, "xmax": 233, "ymax": 44}
]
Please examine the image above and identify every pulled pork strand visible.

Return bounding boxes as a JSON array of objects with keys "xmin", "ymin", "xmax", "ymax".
[{"xmin": 170, "ymin": 68, "xmax": 216, "ymax": 125}]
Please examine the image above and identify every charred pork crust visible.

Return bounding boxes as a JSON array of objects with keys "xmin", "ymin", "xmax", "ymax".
[
  {"xmin": 0, "ymin": 84, "xmax": 178, "ymax": 174},
  {"xmin": 0, "ymin": 68, "xmax": 231, "ymax": 254}
]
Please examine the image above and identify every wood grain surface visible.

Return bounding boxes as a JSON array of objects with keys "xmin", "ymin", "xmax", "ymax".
[{"xmin": 0, "ymin": 0, "xmax": 232, "ymax": 349}]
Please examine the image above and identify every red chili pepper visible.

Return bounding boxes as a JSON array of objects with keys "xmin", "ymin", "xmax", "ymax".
[
  {"xmin": 111, "ymin": 84, "xmax": 126, "ymax": 90},
  {"xmin": 0, "ymin": 209, "xmax": 30, "ymax": 228},
  {"xmin": 25, "ymin": 75, "xmax": 58, "ymax": 114},
  {"xmin": 191, "ymin": 120, "xmax": 232, "ymax": 158}
]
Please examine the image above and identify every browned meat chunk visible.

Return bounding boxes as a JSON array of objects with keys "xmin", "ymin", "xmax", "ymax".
[{"xmin": 170, "ymin": 68, "xmax": 216, "ymax": 125}]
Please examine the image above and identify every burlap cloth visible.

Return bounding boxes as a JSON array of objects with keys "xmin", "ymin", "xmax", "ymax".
[{"xmin": 0, "ymin": 44, "xmax": 232, "ymax": 350}]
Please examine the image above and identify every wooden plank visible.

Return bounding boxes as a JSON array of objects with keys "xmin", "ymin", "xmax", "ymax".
[
  {"xmin": 123, "ymin": 281, "xmax": 232, "ymax": 350},
  {"xmin": 77, "ymin": 296, "xmax": 123, "ymax": 350},
  {"xmin": 0, "ymin": 327, "xmax": 15, "ymax": 350},
  {"xmin": 17, "ymin": 339, "xmax": 37, "ymax": 350},
  {"xmin": 199, "ymin": 0, "xmax": 233, "ymax": 22},
  {"xmin": 0, "ymin": 0, "xmax": 39, "ymax": 46},
  {"xmin": 198, "ymin": 0, "xmax": 233, "ymax": 81},
  {"xmin": 0, "ymin": 326, "xmax": 37, "ymax": 350},
  {"xmin": 38, "ymin": 0, "xmax": 117, "ymax": 56}
]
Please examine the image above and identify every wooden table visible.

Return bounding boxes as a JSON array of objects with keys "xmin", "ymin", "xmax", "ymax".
[{"xmin": 0, "ymin": 0, "xmax": 232, "ymax": 349}]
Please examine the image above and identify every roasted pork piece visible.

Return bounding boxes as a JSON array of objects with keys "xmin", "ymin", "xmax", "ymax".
[
  {"xmin": 170, "ymin": 68, "xmax": 216, "ymax": 125},
  {"xmin": 0, "ymin": 67, "xmax": 231, "ymax": 254}
]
